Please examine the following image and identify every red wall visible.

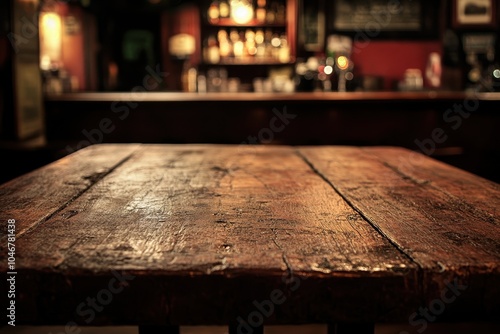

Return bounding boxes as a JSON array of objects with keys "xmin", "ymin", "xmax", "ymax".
[
  {"xmin": 161, "ymin": 4, "xmax": 201, "ymax": 90},
  {"xmin": 351, "ymin": 40, "xmax": 442, "ymax": 90},
  {"xmin": 60, "ymin": 5, "xmax": 86, "ymax": 91}
]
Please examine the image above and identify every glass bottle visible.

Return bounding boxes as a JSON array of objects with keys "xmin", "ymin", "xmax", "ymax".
[
  {"xmin": 208, "ymin": 1, "xmax": 220, "ymax": 23},
  {"xmin": 256, "ymin": 0, "xmax": 266, "ymax": 23},
  {"xmin": 207, "ymin": 35, "xmax": 220, "ymax": 64},
  {"xmin": 255, "ymin": 29, "xmax": 265, "ymax": 58},
  {"xmin": 219, "ymin": 0, "xmax": 230, "ymax": 18},
  {"xmin": 233, "ymin": 31, "xmax": 245, "ymax": 58},
  {"xmin": 218, "ymin": 29, "xmax": 231, "ymax": 58}
]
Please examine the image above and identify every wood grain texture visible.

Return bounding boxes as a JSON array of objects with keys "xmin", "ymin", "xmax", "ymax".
[
  {"xmin": 3, "ymin": 144, "xmax": 499, "ymax": 326},
  {"xmin": 298, "ymin": 146, "xmax": 500, "ymax": 320},
  {"xmin": 6, "ymin": 144, "xmax": 417, "ymax": 325},
  {"xmin": 0, "ymin": 144, "xmax": 140, "ymax": 239}
]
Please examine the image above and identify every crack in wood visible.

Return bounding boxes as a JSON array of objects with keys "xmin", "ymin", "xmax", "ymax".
[{"xmin": 271, "ymin": 227, "xmax": 293, "ymax": 276}]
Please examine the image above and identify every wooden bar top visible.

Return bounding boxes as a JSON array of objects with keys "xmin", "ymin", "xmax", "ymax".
[
  {"xmin": 44, "ymin": 91, "xmax": 500, "ymax": 103},
  {"xmin": 0, "ymin": 144, "xmax": 499, "ymax": 326}
]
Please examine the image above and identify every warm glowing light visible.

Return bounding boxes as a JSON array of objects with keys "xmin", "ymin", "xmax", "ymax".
[
  {"xmin": 271, "ymin": 37, "xmax": 281, "ymax": 48},
  {"xmin": 40, "ymin": 12, "xmax": 62, "ymax": 66},
  {"xmin": 233, "ymin": 41, "xmax": 244, "ymax": 57},
  {"xmin": 255, "ymin": 30, "xmax": 264, "ymax": 44},
  {"xmin": 324, "ymin": 65, "xmax": 333, "ymax": 75},
  {"xmin": 40, "ymin": 56, "xmax": 51, "ymax": 71},
  {"xmin": 231, "ymin": 0, "xmax": 254, "ymax": 24},
  {"xmin": 337, "ymin": 56, "xmax": 349, "ymax": 70},
  {"xmin": 168, "ymin": 33, "xmax": 196, "ymax": 58},
  {"xmin": 43, "ymin": 13, "xmax": 59, "ymax": 30}
]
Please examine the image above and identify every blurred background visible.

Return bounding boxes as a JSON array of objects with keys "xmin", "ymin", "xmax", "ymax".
[{"xmin": 1, "ymin": 0, "xmax": 499, "ymax": 184}]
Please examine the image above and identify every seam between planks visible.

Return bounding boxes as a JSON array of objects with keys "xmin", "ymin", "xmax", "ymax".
[
  {"xmin": 294, "ymin": 148, "xmax": 424, "ymax": 269},
  {"xmin": 295, "ymin": 147, "xmax": 426, "ymax": 311},
  {"xmin": 13, "ymin": 145, "xmax": 142, "ymax": 241}
]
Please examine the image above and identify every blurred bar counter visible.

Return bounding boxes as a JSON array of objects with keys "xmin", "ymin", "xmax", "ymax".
[
  {"xmin": 43, "ymin": 91, "xmax": 500, "ymax": 184},
  {"xmin": 44, "ymin": 91, "xmax": 500, "ymax": 103}
]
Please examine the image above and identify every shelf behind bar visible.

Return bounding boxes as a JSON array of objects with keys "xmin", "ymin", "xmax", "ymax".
[
  {"xmin": 43, "ymin": 91, "xmax": 497, "ymax": 103},
  {"xmin": 205, "ymin": 18, "xmax": 286, "ymax": 28},
  {"xmin": 203, "ymin": 58, "xmax": 294, "ymax": 65}
]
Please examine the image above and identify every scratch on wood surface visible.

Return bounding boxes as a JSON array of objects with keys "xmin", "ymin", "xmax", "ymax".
[
  {"xmin": 271, "ymin": 227, "xmax": 293, "ymax": 275},
  {"xmin": 206, "ymin": 258, "xmax": 228, "ymax": 274}
]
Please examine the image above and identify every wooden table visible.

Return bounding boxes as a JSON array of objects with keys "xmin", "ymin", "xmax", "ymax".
[{"xmin": 1, "ymin": 144, "xmax": 499, "ymax": 333}]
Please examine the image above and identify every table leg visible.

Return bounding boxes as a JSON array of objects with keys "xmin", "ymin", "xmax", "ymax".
[
  {"xmin": 138, "ymin": 325, "xmax": 180, "ymax": 334},
  {"xmin": 328, "ymin": 323, "xmax": 375, "ymax": 334}
]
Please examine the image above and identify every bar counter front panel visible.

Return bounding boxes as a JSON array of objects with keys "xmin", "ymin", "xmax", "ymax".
[{"xmin": 44, "ymin": 92, "xmax": 500, "ymax": 183}]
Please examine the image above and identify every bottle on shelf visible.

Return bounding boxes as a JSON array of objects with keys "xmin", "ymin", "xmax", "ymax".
[
  {"xmin": 197, "ymin": 73, "xmax": 207, "ymax": 93},
  {"xmin": 256, "ymin": 0, "xmax": 266, "ymax": 23},
  {"xmin": 208, "ymin": 1, "xmax": 220, "ymax": 24},
  {"xmin": 219, "ymin": 0, "xmax": 230, "ymax": 18},
  {"xmin": 218, "ymin": 29, "xmax": 232, "ymax": 58},
  {"xmin": 271, "ymin": 32, "xmax": 280, "ymax": 60},
  {"xmin": 233, "ymin": 31, "xmax": 245, "ymax": 58},
  {"xmin": 206, "ymin": 35, "xmax": 220, "ymax": 64},
  {"xmin": 278, "ymin": 33, "xmax": 290, "ymax": 63},
  {"xmin": 255, "ymin": 29, "xmax": 265, "ymax": 58},
  {"xmin": 245, "ymin": 29, "xmax": 257, "ymax": 57}
]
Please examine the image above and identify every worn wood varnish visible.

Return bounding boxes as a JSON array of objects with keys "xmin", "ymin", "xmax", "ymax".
[
  {"xmin": 0, "ymin": 144, "xmax": 498, "ymax": 326},
  {"xmin": 299, "ymin": 146, "xmax": 500, "ymax": 321},
  {"xmin": 0, "ymin": 144, "xmax": 140, "ymax": 239}
]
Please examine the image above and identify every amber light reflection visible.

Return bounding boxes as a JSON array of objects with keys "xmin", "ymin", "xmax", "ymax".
[{"xmin": 40, "ymin": 11, "xmax": 62, "ymax": 70}]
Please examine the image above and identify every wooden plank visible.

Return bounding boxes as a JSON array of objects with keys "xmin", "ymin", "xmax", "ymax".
[
  {"xmin": 298, "ymin": 146, "xmax": 500, "ymax": 320},
  {"xmin": 0, "ymin": 144, "xmax": 141, "ymax": 238},
  {"xmin": 12, "ymin": 144, "xmax": 417, "ymax": 325},
  {"xmin": 364, "ymin": 146, "xmax": 500, "ymax": 221}
]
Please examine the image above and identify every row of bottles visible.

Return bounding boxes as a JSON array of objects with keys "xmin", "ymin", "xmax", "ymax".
[
  {"xmin": 203, "ymin": 28, "xmax": 290, "ymax": 64},
  {"xmin": 184, "ymin": 65, "xmax": 296, "ymax": 93},
  {"xmin": 207, "ymin": 0, "xmax": 286, "ymax": 25}
]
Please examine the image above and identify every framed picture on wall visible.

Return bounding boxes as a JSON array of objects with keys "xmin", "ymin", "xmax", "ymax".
[
  {"xmin": 331, "ymin": 0, "xmax": 439, "ymax": 39},
  {"xmin": 14, "ymin": 54, "xmax": 45, "ymax": 140},
  {"xmin": 453, "ymin": 0, "xmax": 497, "ymax": 28},
  {"xmin": 301, "ymin": 0, "xmax": 325, "ymax": 52}
]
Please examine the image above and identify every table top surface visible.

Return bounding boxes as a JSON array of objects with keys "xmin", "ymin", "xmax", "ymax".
[{"xmin": 1, "ymin": 144, "xmax": 499, "ymax": 325}]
